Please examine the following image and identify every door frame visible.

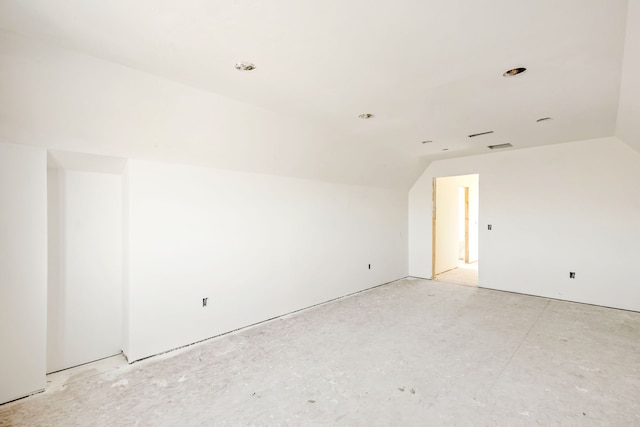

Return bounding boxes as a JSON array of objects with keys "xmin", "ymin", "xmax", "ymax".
[
  {"xmin": 432, "ymin": 176, "xmax": 478, "ymax": 280},
  {"xmin": 464, "ymin": 186, "xmax": 470, "ymax": 264},
  {"xmin": 431, "ymin": 177, "xmax": 437, "ymax": 278}
]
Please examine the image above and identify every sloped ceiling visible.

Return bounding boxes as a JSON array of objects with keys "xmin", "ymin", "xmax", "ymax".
[{"xmin": 0, "ymin": 1, "xmax": 635, "ymax": 188}]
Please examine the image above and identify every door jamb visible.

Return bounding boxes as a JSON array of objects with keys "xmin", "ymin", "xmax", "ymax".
[
  {"xmin": 431, "ymin": 178, "xmax": 437, "ymax": 279},
  {"xmin": 464, "ymin": 186, "xmax": 470, "ymax": 264}
]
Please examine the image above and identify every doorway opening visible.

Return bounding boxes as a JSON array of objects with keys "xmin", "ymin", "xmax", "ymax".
[{"xmin": 432, "ymin": 174, "xmax": 479, "ymax": 286}]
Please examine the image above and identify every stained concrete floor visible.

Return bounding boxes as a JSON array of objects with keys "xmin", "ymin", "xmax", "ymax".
[{"xmin": 2, "ymin": 277, "xmax": 640, "ymax": 426}]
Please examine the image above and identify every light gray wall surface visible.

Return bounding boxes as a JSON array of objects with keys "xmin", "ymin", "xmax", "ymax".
[
  {"xmin": 124, "ymin": 159, "xmax": 409, "ymax": 362},
  {"xmin": 47, "ymin": 169, "xmax": 123, "ymax": 373},
  {"xmin": 0, "ymin": 143, "xmax": 47, "ymax": 404}
]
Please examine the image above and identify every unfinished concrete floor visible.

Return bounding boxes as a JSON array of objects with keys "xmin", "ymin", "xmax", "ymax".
[
  {"xmin": 435, "ymin": 261, "xmax": 478, "ymax": 286},
  {"xmin": 2, "ymin": 277, "xmax": 640, "ymax": 426}
]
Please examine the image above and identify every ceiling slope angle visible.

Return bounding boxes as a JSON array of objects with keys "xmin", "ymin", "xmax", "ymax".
[
  {"xmin": 0, "ymin": 32, "xmax": 425, "ymax": 188},
  {"xmin": 0, "ymin": 0, "xmax": 633, "ymax": 187}
]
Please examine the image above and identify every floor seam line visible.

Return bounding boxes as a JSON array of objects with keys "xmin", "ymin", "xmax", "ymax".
[{"xmin": 483, "ymin": 298, "xmax": 551, "ymax": 396}]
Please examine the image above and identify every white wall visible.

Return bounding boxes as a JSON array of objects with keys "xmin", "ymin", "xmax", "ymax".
[
  {"xmin": 46, "ymin": 169, "xmax": 61, "ymax": 370},
  {"xmin": 409, "ymin": 137, "xmax": 640, "ymax": 312},
  {"xmin": 47, "ymin": 169, "xmax": 123, "ymax": 373},
  {"xmin": 125, "ymin": 159, "xmax": 408, "ymax": 362},
  {"xmin": 434, "ymin": 174, "xmax": 478, "ymax": 275},
  {"xmin": 0, "ymin": 143, "xmax": 47, "ymax": 404},
  {"xmin": 616, "ymin": 0, "xmax": 640, "ymax": 152},
  {"xmin": 122, "ymin": 164, "xmax": 131, "ymax": 359}
]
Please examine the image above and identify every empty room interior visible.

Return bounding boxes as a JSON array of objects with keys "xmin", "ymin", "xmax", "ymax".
[{"xmin": 1, "ymin": 1, "xmax": 640, "ymax": 425}]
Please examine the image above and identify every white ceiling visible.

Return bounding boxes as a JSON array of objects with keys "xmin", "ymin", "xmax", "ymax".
[{"xmin": 0, "ymin": 0, "xmax": 637, "ymax": 188}]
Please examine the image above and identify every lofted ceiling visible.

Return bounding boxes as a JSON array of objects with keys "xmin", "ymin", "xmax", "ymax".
[{"xmin": 0, "ymin": 0, "xmax": 637, "ymax": 188}]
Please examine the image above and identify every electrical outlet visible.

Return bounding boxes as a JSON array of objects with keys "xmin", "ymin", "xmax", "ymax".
[
  {"xmin": 569, "ymin": 272, "xmax": 575, "ymax": 279},
  {"xmin": 202, "ymin": 297, "xmax": 208, "ymax": 307},
  {"xmin": 368, "ymin": 264, "xmax": 371, "ymax": 270},
  {"xmin": 488, "ymin": 224, "xmax": 492, "ymax": 230}
]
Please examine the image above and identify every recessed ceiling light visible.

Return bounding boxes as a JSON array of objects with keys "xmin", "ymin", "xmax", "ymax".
[
  {"xmin": 536, "ymin": 117, "xmax": 553, "ymax": 122},
  {"xmin": 358, "ymin": 113, "xmax": 374, "ymax": 119},
  {"xmin": 468, "ymin": 131, "xmax": 494, "ymax": 138},
  {"xmin": 503, "ymin": 67, "xmax": 527, "ymax": 77},
  {"xmin": 421, "ymin": 140, "xmax": 432, "ymax": 144},
  {"xmin": 488, "ymin": 143, "xmax": 513, "ymax": 150},
  {"xmin": 234, "ymin": 61, "xmax": 256, "ymax": 71}
]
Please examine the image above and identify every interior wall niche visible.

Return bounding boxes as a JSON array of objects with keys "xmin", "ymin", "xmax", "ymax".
[{"xmin": 47, "ymin": 151, "xmax": 127, "ymax": 373}]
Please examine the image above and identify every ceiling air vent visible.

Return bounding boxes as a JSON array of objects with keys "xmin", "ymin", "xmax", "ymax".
[
  {"xmin": 488, "ymin": 143, "xmax": 513, "ymax": 150},
  {"xmin": 468, "ymin": 131, "xmax": 494, "ymax": 138}
]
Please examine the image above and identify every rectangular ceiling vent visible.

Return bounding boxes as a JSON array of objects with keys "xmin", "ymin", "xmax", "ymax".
[
  {"xmin": 468, "ymin": 130, "xmax": 494, "ymax": 138},
  {"xmin": 487, "ymin": 143, "xmax": 513, "ymax": 150}
]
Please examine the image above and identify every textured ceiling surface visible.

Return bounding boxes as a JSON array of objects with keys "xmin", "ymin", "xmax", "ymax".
[{"xmin": 0, "ymin": 0, "xmax": 636, "ymax": 187}]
